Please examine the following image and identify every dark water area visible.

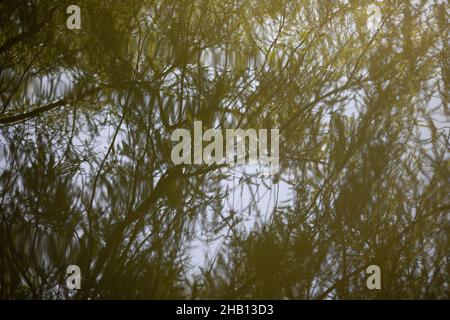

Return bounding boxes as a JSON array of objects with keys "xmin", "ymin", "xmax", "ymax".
[{"xmin": 0, "ymin": 1, "xmax": 448, "ymax": 299}]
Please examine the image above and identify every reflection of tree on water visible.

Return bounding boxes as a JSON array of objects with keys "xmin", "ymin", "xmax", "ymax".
[{"xmin": 0, "ymin": 0, "xmax": 448, "ymax": 299}]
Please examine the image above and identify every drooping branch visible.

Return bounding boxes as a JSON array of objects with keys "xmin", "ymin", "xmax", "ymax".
[{"xmin": 0, "ymin": 99, "xmax": 67, "ymax": 125}]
